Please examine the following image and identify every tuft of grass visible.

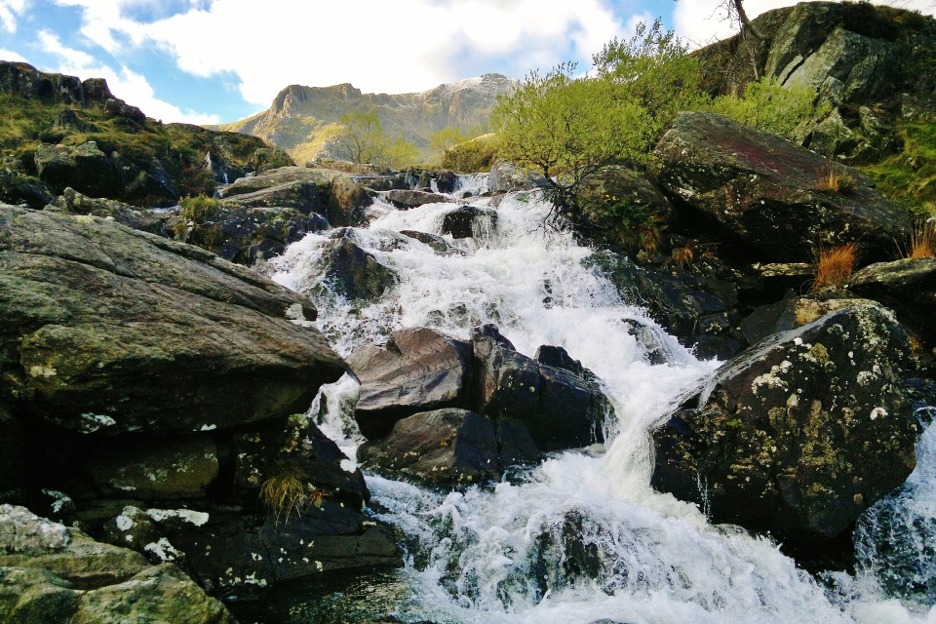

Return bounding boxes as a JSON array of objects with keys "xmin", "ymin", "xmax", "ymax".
[
  {"xmin": 811, "ymin": 243, "xmax": 858, "ymax": 291},
  {"xmin": 672, "ymin": 244, "xmax": 694, "ymax": 268},
  {"xmin": 816, "ymin": 169, "xmax": 859, "ymax": 195},
  {"xmin": 906, "ymin": 219, "xmax": 936, "ymax": 259},
  {"xmin": 259, "ymin": 466, "xmax": 326, "ymax": 526}
]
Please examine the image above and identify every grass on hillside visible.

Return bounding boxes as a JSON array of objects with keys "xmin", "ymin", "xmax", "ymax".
[{"xmin": 860, "ymin": 121, "xmax": 936, "ymax": 217}]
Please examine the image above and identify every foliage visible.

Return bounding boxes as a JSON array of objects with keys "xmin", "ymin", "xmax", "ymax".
[
  {"xmin": 859, "ymin": 120, "xmax": 936, "ymax": 216},
  {"xmin": 333, "ymin": 108, "xmax": 418, "ymax": 169},
  {"xmin": 493, "ymin": 62, "xmax": 653, "ymax": 223},
  {"xmin": 429, "ymin": 127, "xmax": 469, "ymax": 159},
  {"xmin": 811, "ymin": 243, "xmax": 858, "ymax": 291},
  {"xmin": 180, "ymin": 195, "xmax": 222, "ymax": 221},
  {"xmin": 710, "ymin": 76, "xmax": 829, "ymax": 140},
  {"xmin": 441, "ymin": 133, "xmax": 500, "ymax": 172},
  {"xmin": 259, "ymin": 466, "xmax": 324, "ymax": 526}
]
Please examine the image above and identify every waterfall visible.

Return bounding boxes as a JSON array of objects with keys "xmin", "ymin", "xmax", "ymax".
[{"xmin": 268, "ymin": 180, "xmax": 936, "ymax": 624}]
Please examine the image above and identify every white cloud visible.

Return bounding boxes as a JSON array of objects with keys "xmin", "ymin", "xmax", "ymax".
[
  {"xmin": 37, "ymin": 29, "xmax": 220, "ymax": 124},
  {"xmin": 0, "ymin": 0, "xmax": 28, "ymax": 33},
  {"xmin": 674, "ymin": 0, "xmax": 936, "ymax": 47},
  {"xmin": 0, "ymin": 48, "xmax": 28, "ymax": 62},
  {"xmin": 50, "ymin": 0, "xmax": 632, "ymax": 107}
]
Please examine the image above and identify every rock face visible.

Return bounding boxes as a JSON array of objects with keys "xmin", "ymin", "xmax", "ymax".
[
  {"xmin": 0, "ymin": 504, "xmax": 235, "ymax": 624},
  {"xmin": 316, "ymin": 229, "xmax": 399, "ymax": 301},
  {"xmin": 0, "ymin": 204, "xmax": 402, "ymax": 595},
  {"xmin": 385, "ymin": 189, "xmax": 449, "ymax": 210},
  {"xmin": 349, "ymin": 326, "xmax": 610, "ymax": 485},
  {"xmin": 848, "ymin": 258, "xmax": 936, "ymax": 346},
  {"xmin": 653, "ymin": 111, "xmax": 910, "ymax": 263},
  {"xmin": 652, "ymin": 302, "xmax": 918, "ymax": 547},
  {"xmin": 0, "ymin": 205, "xmax": 345, "ymax": 435},
  {"xmin": 217, "ymin": 73, "xmax": 516, "ymax": 162},
  {"xmin": 219, "ymin": 166, "xmax": 370, "ymax": 227},
  {"xmin": 45, "ymin": 187, "xmax": 165, "ymax": 235},
  {"xmin": 441, "ymin": 206, "xmax": 498, "ymax": 239}
]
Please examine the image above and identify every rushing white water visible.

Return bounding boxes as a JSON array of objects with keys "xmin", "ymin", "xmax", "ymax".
[{"xmin": 269, "ymin": 181, "xmax": 936, "ymax": 624}]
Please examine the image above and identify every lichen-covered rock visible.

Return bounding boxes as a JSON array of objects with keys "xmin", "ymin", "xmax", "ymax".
[
  {"xmin": 653, "ymin": 111, "xmax": 911, "ymax": 263},
  {"xmin": 0, "ymin": 170, "xmax": 55, "ymax": 209},
  {"xmin": 0, "ymin": 505, "xmax": 235, "ymax": 624},
  {"xmin": 848, "ymin": 257, "xmax": 936, "ymax": 346},
  {"xmin": 0, "ymin": 205, "xmax": 345, "ymax": 436},
  {"xmin": 34, "ymin": 141, "xmax": 120, "ymax": 199},
  {"xmin": 45, "ymin": 187, "xmax": 164, "ymax": 235},
  {"xmin": 652, "ymin": 302, "xmax": 918, "ymax": 548},
  {"xmin": 488, "ymin": 160, "xmax": 547, "ymax": 193}
]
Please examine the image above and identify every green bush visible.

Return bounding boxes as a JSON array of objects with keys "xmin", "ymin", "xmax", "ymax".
[
  {"xmin": 441, "ymin": 133, "xmax": 500, "ymax": 172},
  {"xmin": 710, "ymin": 76, "xmax": 828, "ymax": 139}
]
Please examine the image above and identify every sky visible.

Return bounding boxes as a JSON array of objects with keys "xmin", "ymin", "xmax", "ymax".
[{"xmin": 0, "ymin": 0, "xmax": 933, "ymax": 125}]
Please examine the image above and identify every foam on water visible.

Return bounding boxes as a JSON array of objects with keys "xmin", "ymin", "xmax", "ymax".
[{"xmin": 269, "ymin": 179, "xmax": 936, "ymax": 624}]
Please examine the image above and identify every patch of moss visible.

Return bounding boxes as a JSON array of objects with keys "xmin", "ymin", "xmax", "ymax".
[{"xmin": 860, "ymin": 121, "xmax": 936, "ymax": 216}]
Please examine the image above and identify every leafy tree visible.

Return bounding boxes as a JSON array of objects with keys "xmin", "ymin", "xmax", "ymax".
[
  {"xmin": 493, "ymin": 20, "xmax": 705, "ymax": 231},
  {"xmin": 493, "ymin": 62, "xmax": 652, "ymax": 223},
  {"xmin": 710, "ymin": 75, "xmax": 829, "ymax": 139},
  {"xmin": 334, "ymin": 108, "xmax": 417, "ymax": 169},
  {"xmin": 429, "ymin": 127, "xmax": 469, "ymax": 159}
]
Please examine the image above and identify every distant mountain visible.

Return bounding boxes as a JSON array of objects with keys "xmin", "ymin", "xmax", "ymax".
[{"xmin": 214, "ymin": 73, "xmax": 516, "ymax": 164}]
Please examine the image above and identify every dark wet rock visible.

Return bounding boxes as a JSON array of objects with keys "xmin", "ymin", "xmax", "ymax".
[
  {"xmin": 348, "ymin": 328, "xmax": 472, "ymax": 439},
  {"xmin": 316, "ymin": 228, "xmax": 399, "ymax": 301},
  {"xmin": 0, "ymin": 205, "xmax": 345, "ymax": 436},
  {"xmin": 220, "ymin": 166, "xmax": 370, "ymax": 227},
  {"xmin": 848, "ymin": 257, "xmax": 936, "ymax": 346},
  {"xmin": 578, "ymin": 165, "xmax": 675, "ymax": 244},
  {"xmin": 531, "ymin": 510, "xmax": 607, "ymax": 598},
  {"xmin": 653, "ymin": 111, "xmax": 911, "ymax": 263},
  {"xmin": 652, "ymin": 302, "xmax": 918, "ymax": 548},
  {"xmin": 0, "ymin": 170, "xmax": 55, "ymax": 209},
  {"xmin": 0, "ymin": 504, "xmax": 235, "ymax": 624},
  {"xmin": 358, "ymin": 408, "xmax": 499, "ymax": 486},
  {"xmin": 588, "ymin": 250, "xmax": 744, "ymax": 360},
  {"xmin": 441, "ymin": 205, "xmax": 497, "ymax": 239},
  {"xmin": 472, "ymin": 332, "xmax": 610, "ymax": 452},
  {"xmin": 400, "ymin": 229, "xmax": 463, "ymax": 255},
  {"xmin": 385, "ymin": 189, "xmax": 449, "ymax": 210},
  {"xmin": 34, "ymin": 141, "xmax": 120, "ymax": 199},
  {"xmin": 434, "ymin": 170, "xmax": 457, "ymax": 194}
]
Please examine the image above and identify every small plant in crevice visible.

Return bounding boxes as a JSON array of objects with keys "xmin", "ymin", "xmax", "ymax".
[
  {"xmin": 816, "ymin": 168, "xmax": 859, "ymax": 195},
  {"xmin": 672, "ymin": 244, "xmax": 695, "ymax": 268},
  {"xmin": 811, "ymin": 242, "xmax": 858, "ymax": 292},
  {"xmin": 259, "ymin": 467, "xmax": 324, "ymax": 526},
  {"xmin": 905, "ymin": 218, "xmax": 936, "ymax": 259}
]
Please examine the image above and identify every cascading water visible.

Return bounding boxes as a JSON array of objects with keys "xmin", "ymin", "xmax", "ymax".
[{"xmin": 268, "ymin": 178, "xmax": 936, "ymax": 624}]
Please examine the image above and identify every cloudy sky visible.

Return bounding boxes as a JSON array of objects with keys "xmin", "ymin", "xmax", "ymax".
[{"xmin": 1, "ymin": 0, "xmax": 933, "ymax": 124}]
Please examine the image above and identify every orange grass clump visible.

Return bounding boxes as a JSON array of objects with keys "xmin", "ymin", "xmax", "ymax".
[
  {"xmin": 906, "ymin": 220, "xmax": 936, "ymax": 259},
  {"xmin": 811, "ymin": 243, "xmax": 858, "ymax": 291}
]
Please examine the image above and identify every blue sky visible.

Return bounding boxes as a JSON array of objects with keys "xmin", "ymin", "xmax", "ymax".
[{"xmin": 1, "ymin": 0, "xmax": 933, "ymax": 124}]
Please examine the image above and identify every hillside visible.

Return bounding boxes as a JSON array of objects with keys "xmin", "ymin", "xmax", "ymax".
[
  {"xmin": 215, "ymin": 73, "xmax": 515, "ymax": 164},
  {"xmin": 0, "ymin": 61, "xmax": 289, "ymax": 208}
]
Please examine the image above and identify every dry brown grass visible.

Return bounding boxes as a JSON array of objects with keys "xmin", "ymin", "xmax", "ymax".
[
  {"xmin": 260, "ymin": 471, "xmax": 308, "ymax": 525},
  {"xmin": 816, "ymin": 169, "xmax": 859, "ymax": 195},
  {"xmin": 672, "ymin": 245, "xmax": 694, "ymax": 268},
  {"xmin": 906, "ymin": 219, "xmax": 936, "ymax": 259},
  {"xmin": 811, "ymin": 243, "xmax": 858, "ymax": 291}
]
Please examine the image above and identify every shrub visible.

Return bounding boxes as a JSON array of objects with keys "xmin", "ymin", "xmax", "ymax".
[
  {"xmin": 811, "ymin": 243, "xmax": 858, "ymax": 291},
  {"xmin": 710, "ymin": 76, "xmax": 828, "ymax": 140},
  {"xmin": 180, "ymin": 195, "xmax": 222, "ymax": 222},
  {"xmin": 441, "ymin": 133, "xmax": 500, "ymax": 172}
]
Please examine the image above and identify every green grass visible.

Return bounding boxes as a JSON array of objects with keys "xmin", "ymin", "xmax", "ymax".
[{"xmin": 860, "ymin": 121, "xmax": 936, "ymax": 216}]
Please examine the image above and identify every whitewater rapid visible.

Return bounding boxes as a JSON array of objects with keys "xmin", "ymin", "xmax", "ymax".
[{"xmin": 268, "ymin": 179, "xmax": 936, "ymax": 624}]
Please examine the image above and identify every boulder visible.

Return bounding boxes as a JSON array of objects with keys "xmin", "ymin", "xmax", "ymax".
[
  {"xmin": 46, "ymin": 187, "xmax": 164, "ymax": 235},
  {"xmin": 652, "ymin": 302, "xmax": 918, "ymax": 548},
  {"xmin": 34, "ymin": 141, "xmax": 120, "ymax": 199},
  {"xmin": 357, "ymin": 408, "xmax": 500, "ymax": 486},
  {"xmin": 441, "ymin": 205, "xmax": 497, "ymax": 239},
  {"xmin": 348, "ymin": 328, "xmax": 472, "ymax": 439},
  {"xmin": 385, "ymin": 189, "xmax": 449, "ymax": 210},
  {"xmin": 473, "ymin": 333, "xmax": 610, "ymax": 451},
  {"xmin": 848, "ymin": 257, "xmax": 936, "ymax": 346},
  {"xmin": 400, "ymin": 230, "xmax": 463, "ymax": 255},
  {"xmin": 316, "ymin": 228, "xmax": 399, "ymax": 301},
  {"xmin": 488, "ymin": 160, "xmax": 547, "ymax": 193},
  {"xmin": 0, "ymin": 170, "xmax": 55, "ymax": 209},
  {"xmin": 220, "ymin": 166, "xmax": 370, "ymax": 226},
  {"xmin": 435, "ymin": 170, "xmax": 457, "ymax": 194},
  {"xmin": 0, "ymin": 205, "xmax": 345, "ymax": 436},
  {"xmin": 653, "ymin": 111, "xmax": 911, "ymax": 263},
  {"xmin": 0, "ymin": 504, "xmax": 235, "ymax": 624}
]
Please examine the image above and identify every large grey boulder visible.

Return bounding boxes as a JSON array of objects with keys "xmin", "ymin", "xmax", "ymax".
[
  {"xmin": 316, "ymin": 228, "xmax": 399, "ymax": 301},
  {"xmin": 653, "ymin": 111, "xmax": 911, "ymax": 262},
  {"xmin": 652, "ymin": 302, "xmax": 918, "ymax": 548},
  {"xmin": 0, "ymin": 204, "xmax": 345, "ymax": 435},
  {"xmin": 220, "ymin": 166, "xmax": 370, "ymax": 226},
  {"xmin": 34, "ymin": 141, "xmax": 120, "ymax": 199},
  {"xmin": 0, "ymin": 504, "xmax": 235, "ymax": 624}
]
